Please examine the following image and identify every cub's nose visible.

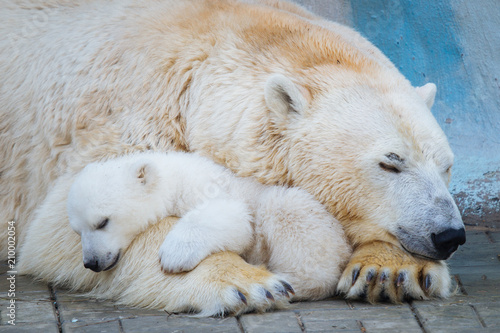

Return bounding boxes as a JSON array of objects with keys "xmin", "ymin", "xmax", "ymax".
[
  {"xmin": 432, "ymin": 228, "xmax": 466, "ymax": 259},
  {"xmin": 83, "ymin": 259, "xmax": 102, "ymax": 272}
]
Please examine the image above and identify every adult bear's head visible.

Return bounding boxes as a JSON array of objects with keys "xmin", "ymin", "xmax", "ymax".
[{"xmin": 263, "ymin": 70, "xmax": 465, "ymax": 260}]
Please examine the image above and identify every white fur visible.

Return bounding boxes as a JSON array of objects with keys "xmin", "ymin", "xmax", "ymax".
[
  {"xmin": 159, "ymin": 199, "xmax": 253, "ymax": 273},
  {"xmin": 416, "ymin": 83, "xmax": 437, "ymax": 109},
  {"xmin": 1, "ymin": 0, "xmax": 459, "ymax": 312},
  {"xmin": 66, "ymin": 151, "xmax": 352, "ymax": 296},
  {"xmin": 265, "ymin": 74, "xmax": 309, "ymax": 119},
  {"xmin": 67, "ymin": 152, "xmax": 258, "ymax": 272}
]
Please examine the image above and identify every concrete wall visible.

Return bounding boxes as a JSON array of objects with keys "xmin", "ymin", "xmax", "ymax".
[{"xmin": 296, "ymin": 0, "xmax": 500, "ymax": 226}]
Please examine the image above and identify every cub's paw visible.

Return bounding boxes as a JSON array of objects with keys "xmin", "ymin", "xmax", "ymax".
[
  {"xmin": 158, "ymin": 235, "xmax": 209, "ymax": 273},
  {"xmin": 337, "ymin": 241, "xmax": 451, "ymax": 303}
]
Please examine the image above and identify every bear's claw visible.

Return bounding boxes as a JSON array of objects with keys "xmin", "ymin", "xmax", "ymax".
[
  {"xmin": 337, "ymin": 241, "xmax": 451, "ymax": 303},
  {"xmin": 424, "ymin": 274, "xmax": 431, "ymax": 291},
  {"xmin": 365, "ymin": 269, "xmax": 375, "ymax": 283},
  {"xmin": 237, "ymin": 290, "xmax": 247, "ymax": 305},
  {"xmin": 396, "ymin": 272, "xmax": 405, "ymax": 287},
  {"xmin": 352, "ymin": 267, "xmax": 360, "ymax": 286},
  {"xmin": 281, "ymin": 281, "xmax": 295, "ymax": 295},
  {"xmin": 264, "ymin": 289, "xmax": 275, "ymax": 301}
]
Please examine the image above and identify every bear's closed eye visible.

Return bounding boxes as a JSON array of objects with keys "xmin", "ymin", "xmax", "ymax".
[
  {"xmin": 379, "ymin": 162, "xmax": 401, "ymax": 173},
  {"xmin": 96, "ymin": 218, "xmax": 109, "ymax": 230}
]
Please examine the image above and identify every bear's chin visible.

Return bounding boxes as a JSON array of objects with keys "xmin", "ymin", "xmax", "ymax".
[
  {"xmin": 399, "ymin": 242, "xmax": 453, "ymax": 261},
  {"xmin": 102, "ymin": 251, "xmax": 121, "ymax": 271}
]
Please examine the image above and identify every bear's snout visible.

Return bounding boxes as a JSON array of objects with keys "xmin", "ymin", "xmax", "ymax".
[
  {"xmin": 83, "ymin": 258, "xmax": 102, "ymax": 272},
  {"xmin": 83, "ymin": 251, "xmax": 121, "ymax": 272},
  {"xmin": 431, "ymin": 227, "xmax": 466, "ymax": 259}
]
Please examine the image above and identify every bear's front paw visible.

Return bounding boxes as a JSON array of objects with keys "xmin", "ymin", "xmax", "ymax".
[
  {"xmin": 337, "ymin": 241, "xmax": 451, "ymax": 303},
  {"xmin": 158, "ymin": 236, "xmax": 209, "ymax": 273}
]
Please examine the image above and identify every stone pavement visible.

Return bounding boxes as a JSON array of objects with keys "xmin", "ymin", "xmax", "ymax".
[{"xmin": 1, "ymin": 229, "xmax": 499, "ymax": 333}]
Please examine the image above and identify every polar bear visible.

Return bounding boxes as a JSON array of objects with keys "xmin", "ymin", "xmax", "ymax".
[
  {"xmin": 1, "ymin": 0, "xmax": 465, "ymax": 314},
  {"xmin": 67, "ymin": 151, "xmax": 349, "ymax": 283},
  {"xmin": 67, "ymin": 151, "xmax": 253, "ymax": 274}
]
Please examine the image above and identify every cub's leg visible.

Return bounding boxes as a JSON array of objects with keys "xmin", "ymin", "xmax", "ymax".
[
  {"xmin": 159, "ymin": 198, "xmax": 253, "ymax": 273},
  {"xmin": 245, "ymin": 187, "xmax": 352, "ymax": 300}
]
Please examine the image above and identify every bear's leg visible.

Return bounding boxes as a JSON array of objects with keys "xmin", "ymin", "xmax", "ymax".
[
  {"xmin": 97, "ymin": 220, "xmax": 293, "ymax": 316},
  {"xmin": 158, "ymin": 198, "xmax": 254, "ymax": 273},
  {"xmin": 19, "ymin": 191, "xmax": 292, "ymax": 315},
  {"xmin": 245, "ymin": 187, "xmax": 352, "ymax": 300},
  {"xmin": 336, "ymin": 241, "xmax": 451, "ymax": 303}
]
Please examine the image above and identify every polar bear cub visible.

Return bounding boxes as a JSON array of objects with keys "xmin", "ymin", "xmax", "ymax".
[{"xmin": 67, "ymin": 151, "xmax": 349, "ymax": 282}]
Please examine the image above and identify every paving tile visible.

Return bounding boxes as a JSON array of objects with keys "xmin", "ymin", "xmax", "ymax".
[
  {"xmin": 412, "ymin": 302, "xmax": 484, "ymax": 331},
  {"xmin": 58, "ymin": 301, "xmax": 132, "ymax": 327},
  {"xmin": 55, "ymin": 290, "xmax": 163, "ymax": 317},
  {"xmin": 63, "ymin": 319, "xmax": 121, "ymax": 333},
  {"xmin": 239, "ymin": 311, "xmax": 302, "ymax": 333},
  {"xmin": 345, "ymin": 300, "xmax": 410, "ymax": 310},
  {"xmin": 471, "ymin": 301, "xmax": 500, "ymax": 328},
  {"xmin": 455, "ymin": 272, "xmax": 500, "ymax": 302},
  {"xmin": 424, "ymin": 328, "xmax": 498, "ymax": 333},
  {"xmin": 299, "ymin": 306, "xmax": 422, "ymax": 332},
  {"xmin": 412, "ymin": 296, "xmax": 470, "ymax": 308},
  {"xmin": 448, "ymin": 232, "xmax": 499, "ymax": 264},
  {"xmin": 0, "ymin": 298, "xmax": 56, "ymax": 325},
  {"xmin": 0, "ymin": 322, "xmax": 59, "ymax": 332},
  {"xmin": 56, "ymin": 292, "xmax": 134, "ymax": 332},
  {"xmin": 486, "ymin": 231, "xmax": 500, "ymax": 243},
  {"xmin": 449, "ymin": 247, "xmax": 500, "ymax": 263},
  {"xmin": 288, "ymin": 298, "xmax": 351, "ymax": 311},
  {"xmin": 121, "ymin": 315, "xmax": 240, "ymax": 333}
]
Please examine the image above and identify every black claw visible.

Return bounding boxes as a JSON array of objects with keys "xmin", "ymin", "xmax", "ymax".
[
  {"xmin": 275, "ymin": 283, "xmax": 289, "ymax": 298},
  {"xmin": 380, "ymin": 272, "xmax": 388, "ymax": 284},
  {"xmin": 281, "ymin": 281, "xmax": 295, "ymax": 295},
  {"xmin": 424, "ymin": 274, "xmax": 431, "ymax": 291},
  {"xmin": 264, "ymin": 289, "xmax": 274, "ymax": 301},
  {"xmin": 366, "ymin": 270, "xmax": 375, "ymax": 283},
  {"xmin": 396, "ymin": 272, "xmax": 405, "ymax": 287},
  {"xmin": 352, "ymin": 268, "xmax": 360, "ymax": 286},
  {"xmin": 237, "ymin": 290, "xmax": 247, "ymax": 305}
]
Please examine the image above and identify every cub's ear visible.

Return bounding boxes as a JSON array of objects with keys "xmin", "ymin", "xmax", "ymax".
[
  {"xmin": 265, "ymin": 74, "xmax": 310, "ymax": 122},
  {"xmin": 416, "ymin": 83, "xmax": 437, "ymax": 109},
  {"xmin": 134, "ymin": 162, "xmax": 157, "ymax": 186}
]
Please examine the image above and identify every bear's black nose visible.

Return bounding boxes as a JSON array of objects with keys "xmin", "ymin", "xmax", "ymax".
[
  {"xmin": 432, "ymin": 228, "xmax": 466, "ymax": 259},
  {"xmin": 83, "ymin": 259, "xmax": 102, "ymax": 272}
]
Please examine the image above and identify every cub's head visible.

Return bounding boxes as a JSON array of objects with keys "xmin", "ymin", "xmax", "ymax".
[
  {"xmin": 265, "ymin": 71, "xmax": 465, "ymax": 260},
  {"xmin": 67, "ymin": 155, "xmax": 161, "ymax": 272}
]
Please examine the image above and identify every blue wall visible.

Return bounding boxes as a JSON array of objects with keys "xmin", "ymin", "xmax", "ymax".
[{"xmin": 298, "ymin": 0, "xmax": 500, "ymax": 223}]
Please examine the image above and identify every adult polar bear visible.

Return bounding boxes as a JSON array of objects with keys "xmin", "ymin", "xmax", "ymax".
[{"xmin": 0, "ymin": 0, "xmax": 465, "ymax": 313}]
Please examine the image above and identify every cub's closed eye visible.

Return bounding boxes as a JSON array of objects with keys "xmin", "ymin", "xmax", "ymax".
[
  {"xmin": 96, "ymin": 218, "xmax": 109, "ymax": 230},
  {"xmin": 379, "ymin": 162, "xmax": 401, "ymax": 173}
]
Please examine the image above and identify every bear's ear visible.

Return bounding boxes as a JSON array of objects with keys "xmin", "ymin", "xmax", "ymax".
[
  {"xmin": 134, "ymin": 162, "xmax": 157, "ymax": 186},
  {"xmin": 416, "ymin": 83, "xmax": 437, "ymax": 109},
  {"xmin": 265, "ymin": 74, "xmax": 310, "ymax": 122}
]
